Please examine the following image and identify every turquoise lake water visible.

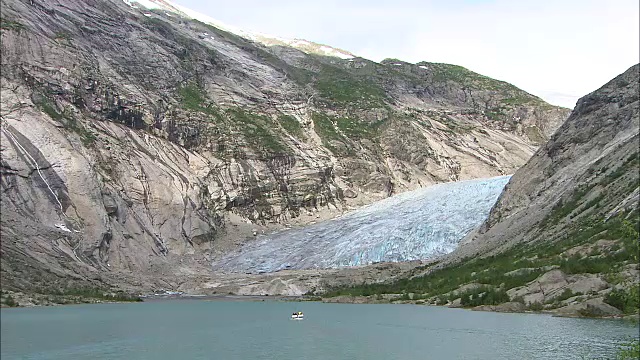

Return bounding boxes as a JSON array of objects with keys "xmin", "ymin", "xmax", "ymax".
[{"xmin": 1, "ymin": 300, "xmax": 638, "ymax": 359}]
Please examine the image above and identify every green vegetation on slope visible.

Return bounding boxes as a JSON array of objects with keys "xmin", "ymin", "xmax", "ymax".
[
  {"xmin": 336, "ymin": 117, "xmax": 385, "ymax": 140},
  {"xmin": 315, "ymin": 65, "xmax": 386, "ymax": 107},
  {"xmin": 179, "ymin": 83, "xmax": 208, "ymax": 111},
  {"xmin": 54, "ymin": 31, "xmax": 72, "ymax": 41},
  {"xmin": 0, "ymin": 18, "xmax": 25, "ymax": 31},
  {"xmin": 311, "ymin": 112, "xmax": 386, "ymax": 156},
  {"xmin": 0, "ymin": 292, "xmax": 18, "ymax": 307},
  {"xmin": 277, "ymin": 114, "xmax": 305, "ymax": 139},
  {"xmin": 605, "ymin": 285, "xmax": 640, "ymax": 315},
  {"xmin": 177, "ymin": 84, "xmax": 293, "ymax": 156},
  {"xmin": 311, "ymin": 112, "xmax": 350, "ymax": 155},
  {"xmin": 322, "ymin": 210, "xmax": 639, "ymax": 311},
  {"xmin": 1, "ymin": 287, "xmax": 143, "ymax": 307},
  {"xmin": 420, "ymin": 62, "xmax": 557, "ymax": 117},
  {"xmin": 35, "ymin": 96, "xmax": 96, "ymax": 146},
  {"xmin": 53, "ymin": 287, "xmax": 143, "ymax": 302},
  {"xmin": 542, "ymin": 153, "xmax": 639, "ymax": 228},
  {"xmin": 226, "ymin": 108, "xmax": 289, "ymax": 156},
  {"xmin": 427, "ymin": 63, "xmax": 512, "ymax": 91},
  {"xmin": 425, "ymin": 62, "xmax": 541, "ymax": 102},
  {"xmin": 177, "ymin": 83, "xmax": 222, "ymax": 119},
  {"xmin": 458, "ymin": 286, "xmax": 510, "ymax": 307}
]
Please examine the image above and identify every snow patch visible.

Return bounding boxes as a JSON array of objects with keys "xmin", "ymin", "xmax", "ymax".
[
  {"xmin": 122, "ymin": 0, "xmax": 356, "ymax": 59},
  {"xmin": 318, "ymin": 45, "xmax": 353, "ymax": 59},
  {"xmin": 126, "ymin": 0, "xmax": 162, "ymax": 9},
  {"xmin": 55, "ymin": 223, "xmax": 71, "ymax": 232},
  {"xmin": 290, "ymin": 39, "xmax": 310, "ymax": 47}
]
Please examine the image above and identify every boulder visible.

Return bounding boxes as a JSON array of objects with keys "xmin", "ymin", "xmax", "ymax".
[
  {"xmin": 508, "ymin": 270, "xmax": 569, "ymax": 304},
  {"xmin": 343, "ymin": 188, "xmax": 358, "ymax": 199},
  {"xmin": 103, "ymin": 195, "xmax": 118, "ymax": 215},
  {"xmin": 504, "ymin": 268, "xmax": 536, "ymax": 277},
  {"xmin": 472, "ymin": 302, "xmax": 526, "ymax": 313},
  {"xmin": 566, "ymin": 274, "xmax": 609, "ymax": 295},
  {"xmin": 523, "ymin": 292, "xmax": 544, "ymax": 305},
  {"xmin": 537, "ymin": 270, "xmax": 569, "ymax": 294},
  {"xmin": 450, "ymin": 282, "xmax": 483, "ymax": 296},
  {"xmin": 553, "ymin": 297, "xmax": 622, "ymax": 318},
  {"xmin": 322, "ymin": 295, "xmax": 369, "ymax": 304}
]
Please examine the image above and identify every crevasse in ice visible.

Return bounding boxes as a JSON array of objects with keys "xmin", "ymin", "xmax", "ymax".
[{"xmin": 212, "ymin": 175, "xmax": 511, "ymax": 273}]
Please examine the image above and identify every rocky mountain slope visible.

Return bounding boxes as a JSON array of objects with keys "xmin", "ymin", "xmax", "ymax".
[
  {"xmin": 457, "ymin": 65, "xmax": 639, "ymax": 257},
  {"xmin": 322, "ymin": 64, "xmax": 639, "ymax": 317},
  {"xmin": 0, "ymin": 0, "xmax": 567, "ymax": 295}
]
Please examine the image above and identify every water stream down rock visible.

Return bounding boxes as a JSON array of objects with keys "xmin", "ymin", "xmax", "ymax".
[{"xmin": 212, "ymin": 175, "xmax": 511, "ymax": 273}]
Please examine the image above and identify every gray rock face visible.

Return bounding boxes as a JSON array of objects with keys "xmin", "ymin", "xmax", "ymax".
[
  {"xmin": 0, "ymin": 0, "xmax": 567, "ymax": 291},
  {"xmin": 553, "ymin": 298, "xmax": 623, "ymax": 318},
  {"xmin": 236, "ymin": 66, "xmax": 638, "ymax": 305},
  {"xmin": 506, "ymin": 270, "xmax": 611, "ymax": 305},
  {"xmin": 472, "ymin": 302, "xmax": 526, "ymax": 313},
  {"xmin": 402, "ymin": 65, "xmax": 638, "ymax": 315},
  {"xmin": 457, "ymin": 64, "xmax": 639, "ymax": 257},
  {"xmin": 566, "ymin": 275, "xmax": 609, "ymax": 295}
]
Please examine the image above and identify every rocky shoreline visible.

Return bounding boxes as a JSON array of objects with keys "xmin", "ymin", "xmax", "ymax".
[
  {"xmin": 3, "ymin": 288, "xmax": 638, "ymax": 323},
  {"xmin": 319, "ymin": 295, "xmax": 640, "ymax": 320},
  {"xmin": 4, "ymin": 260, "xmax": 637, "ymax": 323}
]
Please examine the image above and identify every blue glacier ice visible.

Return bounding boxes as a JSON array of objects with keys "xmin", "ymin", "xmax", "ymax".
[{"xmin": 212, "ymin": 175, "xmax": 511, "ymax": 273}]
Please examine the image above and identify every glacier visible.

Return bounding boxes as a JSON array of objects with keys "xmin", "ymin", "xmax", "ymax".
[{"xmin": 212, "ymin": 175, "xmax": 511, "ymax": 273}]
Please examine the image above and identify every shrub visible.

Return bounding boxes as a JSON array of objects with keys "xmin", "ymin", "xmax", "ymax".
[
  {"xmin": 527, "ymin": 302, "xmax": 544, "ymax": 311},
  {"xmin": 277, "ymin": 114, "xmax": 305, "ymax": 139},
  {"xmin": 577, "ymin": 305, "xmax": 601, "ymax": 318},
  {"xmin": 0, "ymin": 18, "xmax": 25, "ymax": 31},
  {"xmin": 552, "ymin": 288, "xmax": 581, "ymax": 303},
  {"xmin": 605, "ymin": 285, "xmax": 639, "ymax": 314},
  {"xmin": 4, "ymin": 295, "xmax": 17, "ymax": 307},
  {"xmin": 459, "ymin": 286, "xmax": 509, "ymax": 307},
  {"xmin": 226, "ymin": 108, "xmax": 289, "ymax": 155},
  {"xmin": 314, "ymin": 66, "xmax": 385, "ymax": 106},
  {"xmin": 435, "ymin": 295, "xmax": 448, "ymax": 305}
]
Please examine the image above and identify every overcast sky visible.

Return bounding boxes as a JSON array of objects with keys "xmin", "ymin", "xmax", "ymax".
[{"xmin": 173, "ymin": 0, "xmax": 639, "ymax": 109}]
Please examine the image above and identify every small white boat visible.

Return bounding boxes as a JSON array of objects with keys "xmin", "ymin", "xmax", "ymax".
[{"xmin": 291, "ymin": 312, "xmax": 304, "ymax": 320}]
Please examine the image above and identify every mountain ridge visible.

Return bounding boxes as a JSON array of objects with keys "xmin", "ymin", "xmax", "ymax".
[
  {"xmin": 317, "ymin": 64, "xmax": 639, "ymax": 318},
  {"xmin": 124, "ymin": 0, "xmax": 357, "ymax": 59},
  {"xmin": 0, "ymin": 0, "xmax": 567, "ymax": 300}
]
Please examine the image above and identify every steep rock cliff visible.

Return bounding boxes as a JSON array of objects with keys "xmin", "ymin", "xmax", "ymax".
[
  {"xmin": 319, "ymin": 65, "xmax": 638, "ymax": 316},
  {"xmin": 461, "ymin": 64, "xmax": 639, "ymax": 256},
  {"xmin": 0, "ymin": 0, "xmax": 567, "ymax": 292}
]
